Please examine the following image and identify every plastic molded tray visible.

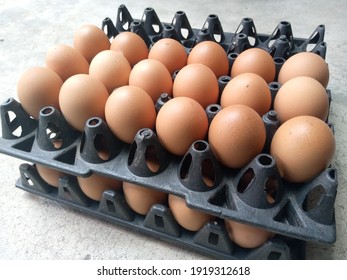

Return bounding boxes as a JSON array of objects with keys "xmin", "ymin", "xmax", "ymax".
[{"xmin": 0, "ymin": 4, "xmax": 338, "ymax": 259}]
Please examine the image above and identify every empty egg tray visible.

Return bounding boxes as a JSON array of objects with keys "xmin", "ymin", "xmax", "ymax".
[{"xmin": 0, "ymin": 4, "xmax": 337, "ymax": 259}]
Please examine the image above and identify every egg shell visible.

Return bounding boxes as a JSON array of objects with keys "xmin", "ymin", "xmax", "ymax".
[
  {"xmin": 274, "ymin": 76, "xmax": 329, "ymax": 123},
  {"xmin": 36, "ymin": 164, "xmax": 66, "ymax": 188},
  {"xmin": 187, "ymin": 40, "xmax": 229, "ymax": 78},
  {"xmin": 156, "ymin": 97, "xmax": 209, "ymax": 156},
  {"xmin": 220, "ymin": 72, "xmax": 271, "ymax": 116},
  {"xmin": 123, "ymin": 181, "xmax": 168, "ymax": 215},
  {"xmin": 73, "ymin": 24, "xmax": 111, "ymax": 63},
  {"xmin": 129, "ymin": 59, "xmax": 173, "ymax": 103},
  {"xmin": 16, "ymin": 66, "xmax": 63, "ymax": 119},
  {"xmin": 59, "ymin": 74, "xmax": 109, "ymax": 131},
  {"xmin": 77, "ymin": 173, "xmax": 122, "ymax": 201},
  {"xmin": 45, "ymin": 44, "xmax": 89, "ymax": 81},
  {"xmin": 110, "ymin": 31, "xmax": 149, "ymax": 67},
  {"xmin": 168, "ymin": 194, "xmax": 213, "ymax": 231},
  {"xmin": 231, "ymin": 47, "xmax": 276, "ymax": 83},
  {"xmin": 149, "ymin": 38, "xmax": 187, "ymax": 75},
  {"xmin": 173, "ymin": 63, "xmax": 219, "ymax": 109},
  {"xmin": 278, "ymin": 52, "xmax": 329, "ymax": 88},
  {"xmin": 270, "ymin": 115, "xmax": 335, "ymax": 183},
  {"xmin": 89, "ymin": 50, "xmax": 131, "ymax": 93},
  {"xmin": 105, "ymin": 85, "xmax": 156, "ymax": 144},
  {"xmin": 224, "ymin": 219, "xmax": 275, "ymax": 248},
  {"xmin": 208, "ymin": 104, "xmax": 266, "ymax": 169}
]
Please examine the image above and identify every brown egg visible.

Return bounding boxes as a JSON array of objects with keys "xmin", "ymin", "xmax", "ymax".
[
  {"xmin": 148, "ymin": 38, "xmax": 187, "ymax": 75},
  {"xmin": 224, "ymin": 219, "xmax": 275, "ymax": 248},
  {"xmin": 173, "ymin": 63, "xmax": 219, "ymax": 109},
  {"xmin": 129, "ymin": 59, "xmax": 173, "ymax": 103},
  {"xmin": 89, "ymin": 50, "xmax": 131, "ymax": 93},
  {"xmin": 168, "ymin": 194, "xmax": 213, "ymax": 231},
  {"xmin": 36, "ymin": 164, "xmax": 66, "ymax": 188},
  {"xmin": 110, "ymin": 31, "xmax": 149, "ymax": 67},
  {"xmin": 105, "ymin": 85, "xmax": 156, "ymax": 143},
  {"xmin": 156, "ymin": 97, "xmax": 209, "ymax": 156},
  {"xmin": 187, "ymin": 40, "xmax": 229, "ymax": 78},
  {"xmin": 220, "ymin": 72, "xmax": 271, "ymax": 116},
  {"xmin": 59, "ymin": 74, "xmax": 109, "ymax": 131},
  {"xmin": 278, "ymin": 52, "xmax": 329, "ymax": 88},
  {"xmin": 77, "ymin": 173, "xmax": 122, "ymax": 201},
  {"xmin": 73, "ymin": 24, "xmax": 111, "ymax": 63},
  {"xmin": 123, "ymin": 181, "xmax": 168, "ymax": 215},
  {"xmin": 270, "ymin": 115, "xmax": 335, "ymax": 183},
  {"xmin": 16, "ymin": 66, "xmax": 63, "ymax": 119},
  {"xmin": 208, "ymin": 105, "xmax": 266, "ymax": 169},
  {"xmin": 231, "ymin": 48, "xmax": 276, "ymax": 83},
  {"xmin": 45, "ymin": 44, "xmax": 89, "ymax": 81},
  {"xmin": 274, "ymin": 76, "xmax": 329, "ymax": 123}
]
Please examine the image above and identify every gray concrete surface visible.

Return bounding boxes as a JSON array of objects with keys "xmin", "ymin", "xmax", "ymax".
[{"xmin": 0, "ymin": 0, "xmax": 346, "ymax": 259}]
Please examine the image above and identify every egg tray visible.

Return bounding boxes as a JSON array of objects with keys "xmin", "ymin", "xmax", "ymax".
[
  {"xmin": 0, "ymin": 96, "xmax": 337, "ymax": 247},
  {"xmin": 0, "ymin": 5, "xmax": 337, "ymax": 259},
  {"xmin": 15, "ymin": 162, "xmax": 305, "ymax": 260}
]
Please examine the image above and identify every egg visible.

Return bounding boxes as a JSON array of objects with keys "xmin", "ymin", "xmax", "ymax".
[
  {"xmin": 230, "ymin": 47, "xmax": 276, "ymax": 83},
  {"xmin": 129, "ymin": 59, "xmax": 173, "ymax": 103},
  {"xmin": 173, "ymin": 63, "xmax": 219, "ymax": 109},
  {"xmin": 89, "ymin": 50, "xmax": 131, "ymax": 93},
  {"xmin": 16, "ymin": 66, "xmax": 63, "ymax": 119},
  {"xmin": 274, "ymin": 76, "xmax": 329, "ymax": 123},
  {"xmin": 156, "ymin": 97, "xmax": 209, "ymax": 156},
  {"xmin": 105, "ymin": 85, "xmax": 156, "ymax": 144},
  {"xmin": 220, "ymin": 72, "xmax": 271, "ymax": 116},
  {"xmin": 187, "ymin": 40, "xmax": 229, "ymax": 78},
  {"xmin": 110, "ymin": 31, "xmax": 149, "ymax": 67},
  {"xmin": 59, "ymin": 74, "xmax": 109, "ymax": 131},
  {"xmin": 45, "ymin": 44, "xmax": 89, "ymax": 81},
  {"xmin": 224, "ymin": 219, "xmax": 275, "ymax": 248},
  {"xmin": 270, "ymin": 115, "xmax": 335, "ymax": 183},
  {"xmin": 208, "ymin": 105, "xmax": 266, "ymax": 169},
  {"xmin": 148, "ymin": 38, "xmax": 187, "ymax": 75},
  {"xmin": 123, "ymin": 181, "xmax": 168, "ymax": 215},
  {"xmin": 77, "ymin": 173, "xmax": 122, "ymax": 201},
  {"xmin": 168, "ymin": 194, "xmax": 213, "ymax": 231},
  {"xmin": 36, "ymin": 164, "xmax": 66, "ymax": 188},
  {"xmin": 73, "ymin": 24, "xmax": 111, "ymax": 63},
  {"xmin": 278, "ymin": 52, "xmax": 329, "ymax": 88}
]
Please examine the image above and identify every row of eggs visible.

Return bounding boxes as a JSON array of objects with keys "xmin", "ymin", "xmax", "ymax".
[{"xmin": 14, "ymin": 23, "xmax": 335, "ymax": 249}]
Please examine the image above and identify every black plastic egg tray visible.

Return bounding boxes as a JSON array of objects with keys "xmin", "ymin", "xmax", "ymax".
[{"xmin": 0, "ymin": 4, "xmax": 338, "ymax": 259}]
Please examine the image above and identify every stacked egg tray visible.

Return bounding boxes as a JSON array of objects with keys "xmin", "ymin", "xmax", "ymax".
[{"xmin": 0, "ymin": 4, "xmax": 338, "ymax": 260}]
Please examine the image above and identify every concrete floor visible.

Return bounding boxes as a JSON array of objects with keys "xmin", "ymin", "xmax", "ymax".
[{"xmin": 0, "ymin": 0, "xmax": 346, "ymax": 259}]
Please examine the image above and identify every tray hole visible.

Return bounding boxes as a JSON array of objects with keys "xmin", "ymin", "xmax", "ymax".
[
  {"xmin": 106, "ymin": 200, "xmax": 116, "ymax": 214},
  {"xmin": 23, "ymin": 172, "xmax": 34, "ymax": 186},
  {"xmin": 62, "ymin": 186, "xmax": 72, "ymax": 201},
  {"xmin": 237, "ymin": 168, "xmax": 255, "ymax": 193},
  {"xmin": 94, "ymin": 134, "xmax": 110, "ymax": 161},
  {"xmin": 208, "ymin": 232, "xmax": 219, "ymax": 246},
  {"xmin": 328, "ymin": 169, "xmax": 336, "ymax": 181},
  {"xmin": 264, "ymin": 175, "xmax": 278, "ymax": 204},
  {"xmin": 258, "ymin": 154, "xmax": 273, "ymax": 167},
  {"xmin": 179, "ymin": 153, "xmax": 192, "ymax": 180},
  {"xmin": 180, "ymin": 28, "xmax": 190, "ymax": 39},
  {"xmin": 303, "ymin": 185, "xmax": 326, "ymax": 212},
  {"xmin": 267, "ymin": 251, "xmax": 282, "ymax": 260},
  {"xmin": 145, "ymin": 145, "xmax": 160, "ymax": 173},
  {"xmin": 6, "ymin": 111, "xmax": 23, "ymax": 137},
  {"xmin": 46, "ymin": 123, "xmax": 62, "ymax": 149},
  {"xmin": 193, "ymin": 141, "xmax": 208, "ymax": 152},
  {"xmin": 155, "ymin": 214, "xmax": 164, "ymax": 228},
  {"xmin": 202, "ymin": 158, "xmax": 215, "ymax": 187}
]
